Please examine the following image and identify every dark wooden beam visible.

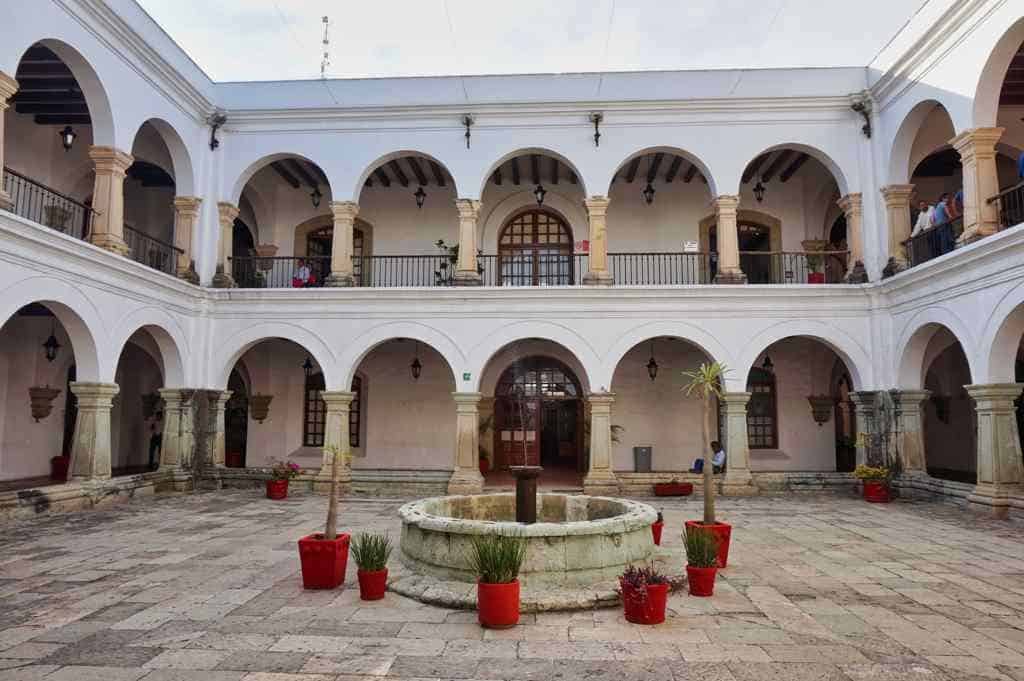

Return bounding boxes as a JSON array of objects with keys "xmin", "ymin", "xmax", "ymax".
[
  {"xmin": 387, "ymin": 160, "xmax": 409, "ymax": 187},
  {"xmin": 646, "ymin": 153, "xmax": 665, "ymax": 183},
  {"xmin": 779, "ymin": 153, "xmax": 810, "ymax": 183},
  {"xmin": 271, "ymin": 162, "xmax": 301, "ymax": 189},
  {"xmin": 374, "ymin": 167, "xmax": 391, "ymax": 188},
  {"xmin": 16, "ymin": 63, "xmax": 74, "ymax": 78},
  {"xmin": 699, "ymin": 174, "xmax": 707, "ymax": 184},
  {"xmin": 682, "ymin": 163, "xmax": 698, "ymax": 183},
  {"xmin": 625, "ymin": 157, "xmax": 640, "ymax": 183},
  {"xmin": 406, "ymin": 157, "xmax": 428, "ymax": 186},
  {"xmin": 15, "ymin": 78, "xmax": 79, "ymax": 92},
  {"xmin": 550, "ymin": 157, "xmax": 559, "ymax": 184},
  {"xmin": 287, "ymin": 159, "xmax": 320, "ymax": 189},
  {"xmin": 511, "ymin": 158, "xmax": 520, "ymax": 185},
  {"xmin": 15, "ymin": 102, "xmax": 89, "ymax": 115},
  {"xmin": 429, "ymin": 161, "xmax": 446, "ymax": 187},
  {"xmin": 530, "ymin": 155, "xmax": 540, "ymax": 186},
  {"xmin": 568, "ymin": 170, "xmax": 578, "ymax": 184},
  {"xmin": 492, "ymin": 168, "xmax": 502, "ymax": 185},
  {"xmin": 10, "ymin": 91, "xmax": 85, "ymax": 104},
  {"xmin": 364, "ymin": 177, "xmax": 373, "ymax": 187},
  {"xmin": 742, "ymin": 154, "xmax": 768, "ymax": 183},
  {"xmin": 761, "ymin": 151, "xmax": 793, "ymax": 182},
  {"xmin": 664, "ymin": 156, "xmax": 683, "ymax": 183}
]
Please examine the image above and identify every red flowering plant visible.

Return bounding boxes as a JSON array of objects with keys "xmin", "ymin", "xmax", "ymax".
[
  {"xmin": 618, "ymin": 563, "xmax": 684, "ymax": 604},
  {"xmin": 270, "ymin": 459, "xmax": 302, "ymax": 481}
]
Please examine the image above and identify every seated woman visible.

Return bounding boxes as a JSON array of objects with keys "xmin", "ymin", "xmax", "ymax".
[{"xmin": 690, "ymin": 441, "xmax": 726, "ymax": 474}]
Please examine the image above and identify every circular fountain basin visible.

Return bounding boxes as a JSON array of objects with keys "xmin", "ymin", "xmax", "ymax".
[{"xmin": 398, "ymin": 493, "xmax": 658, "ymax": 587}]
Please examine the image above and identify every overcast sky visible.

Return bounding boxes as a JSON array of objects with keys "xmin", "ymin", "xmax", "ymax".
[{"xmin": 137, "ymin": 0, "xmax": 927, "ymax": 82}]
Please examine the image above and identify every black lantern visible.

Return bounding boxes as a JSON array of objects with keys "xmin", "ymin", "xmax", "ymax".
[
  {"xmin": 310, "ymin": 187, "xmax": 322, "ymax": 208},
  {"xmin": 762, "ymin": 355, "xmax": 774, "ymax": 374},
  {"xmin": 533, "ymin": 184, "xmax": 547, "ymax": 205},
  {"xmin": 414, "ymin": 186, "xmax": 426, "ymax": 209},
  {"xmin": 642, "ymin": 182, "xmax": 656, "ymax": 205},
  {"xmin": 646, "ymin": 340, "xmax": 658, "ymax": 381},
  {"xmin": 42, "ymin": 324, "xmax": 61, "ymax": 363},
  {"xmin": 58, "ymin": 126, "xmax": 77, "ymax": 152},
  {"xmin": 302, "ymin": 356, "xmax": 314, "ymax": 377},
  {"xmin": 410, "ymin": 341, "xmax": 422, "ymax": 380},
  {"xmin": 753, "ymin": 179, "xmax": 766, "ymax": 203}
]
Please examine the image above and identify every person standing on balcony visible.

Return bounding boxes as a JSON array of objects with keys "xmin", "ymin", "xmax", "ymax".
[
  {"xmin": 932, "ymin": 194, "xmax": 950, "ymax": 226},
  {"xmin": 292, "ymin": 259, "xmax": 315, "ymax": 287},
  {"xmin": 912, "ymin": 200, "xmax": 933, "ymax": 237}
]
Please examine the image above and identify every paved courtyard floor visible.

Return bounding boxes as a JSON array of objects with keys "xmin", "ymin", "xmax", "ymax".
[{"xmin": 1, "ymin": 489, "xmax": 1024, "ymax": 681}]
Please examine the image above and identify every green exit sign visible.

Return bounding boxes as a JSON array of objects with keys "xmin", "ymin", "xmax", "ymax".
[{"xmin": 462, "ymin": 372, "xmax": 471, "ymax": 381}]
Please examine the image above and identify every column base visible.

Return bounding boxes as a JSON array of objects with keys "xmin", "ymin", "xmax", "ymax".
[
  {"xmin": 211, "ymin": 272, "xmax": 236, "ymax": 288},
  {"xmin": 91, "ymin": 234, "xmax": 130, "ymax": 256},
  {"xmin": 722, "ymin": 469, "xmax": 757, "ymax": 496},
  {"xmin": 176, "ymin": 266, "xmax": 200, "ymax": 285},
  {"xmin": 324, "ymin": 273, "xmax": 356, "ymax": 287},
  {"xmin": 452, "ymin": 271, "xmax": 483, "ymax": 287},
  {"xmin": 844, "ymin": 260, "xmax": 869, "ymax": 284},
  {"xmin": 0, "ymin": 190, "xmax": 12, "ymax": 212},
  {"xmin": 881, "ymin": 257, "xmax": 907, "ymax": 279},
  {"xmin": 582, "ymin": 470, "xmax": 619, "ymax": 495},
  {"xmin": 582, "ymin": 271, "xmax": 614, "ymax": 286},
  {"xmin": 957, "ymin": 224, "xmax": 998, "ymax": 246},
  {"xmin": 713, "ymin": 270, "xmax": 747, "ymax": 285},
  {"xmin": 967, "ymin": 482, "xmax": 1022, "ymax": 519},
  {"xmin": 447, "ymin": 468, "xmax": 484, "ymax": 495}
]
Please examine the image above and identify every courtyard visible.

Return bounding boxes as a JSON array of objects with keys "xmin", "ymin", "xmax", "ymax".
[{"xmin": 0, "ymin": 492, "xmax": 1020, "ymax": 680}]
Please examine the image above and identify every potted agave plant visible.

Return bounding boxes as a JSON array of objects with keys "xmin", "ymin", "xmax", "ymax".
[
  {"xmin": 651, "ymin": 511, "xmax": 664, "ymax": 546},
  {"xmin": 470, "ymin": 532, "xmax": 526, "ymax": 629},
  {"xmin": 297, "ymin": 445, "xmax": 351, "ymax": 589},
  {"xmin": 619, "ymin": 564, "xmax": 680, "ymax": 625},
  {"xmin": 685, "ymin": 525, "xmax": 720, "ymax": 597},
  {"xmin": 682, "ymin": 362, "xmax": 732, "ymax": 569},
  {"xmin": 854, "ymin": 465, "xmax": 892, "ymax": 503},
  {"xmin": 267, "ymin": 459, "xmax": 301, "ymax": 499},
  {"xmin": 351, "ymin": 532, "xmax": 392, "ymax": 600}
]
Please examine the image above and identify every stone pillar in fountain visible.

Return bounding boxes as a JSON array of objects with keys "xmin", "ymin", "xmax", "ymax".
[
  {"xmin": 583, "ymin": 392, "xmax": 619, "ymax": 495},
  {"xmin": 449, "ymin": 392, "xmax": 485, "ymax": 494}
]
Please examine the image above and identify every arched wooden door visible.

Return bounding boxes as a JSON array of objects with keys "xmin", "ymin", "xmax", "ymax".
[
  {"xmin": 494, "ymin": 357, "xmax": 582, "ymax": 469},
  {"xmin": 497, "ymin": 209, "xmax": 574, "ymax": 286}
]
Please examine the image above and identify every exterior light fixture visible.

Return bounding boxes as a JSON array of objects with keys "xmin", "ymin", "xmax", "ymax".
[
  {"xmin": 310, "ymin": 187, "xmax": 322, "ymax": 208},
  {"xmin": 646, "ymin": 340, "xmax": 658, "ymax": 381},
  {"xmin": 414, "ymin": 186, "xmax": 426, "ymax": 209},
  {"xmin": 58, "ymin": 125, "xmax": 77, "ymax": 152},
  {"xmin": 589, "ymin": 112, "xmax": 603, "ymax": 147},
  {"xmin": 533, "ymin": 184, "xmax": 547, "ymax": 205},
  {"xmin": 410, "ymin": 341, "xmax": 422, "ymax": 381},
  {"xmin": 753, "ymin": 179, "xmax": 766, "ymax": 203},
  {"xmin": 302, "ymin": 356, "xmax": 314, "ymax": 378},
  {"xmin": 762, "ymin": 355, "xmax": 774, "ymax": 374},
  {"xmin": 42, "ymin": 323, "xmax": 61, "ymax": 362},
  {"xmin": 642, "ymin": 182, "xmax": 656, "ymax": 205}
]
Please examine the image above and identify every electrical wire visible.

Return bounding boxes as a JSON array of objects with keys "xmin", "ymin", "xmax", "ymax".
[
  {"xmin": 595, "ymin": 0, "xmax": 617, "ymax": 97},
  {"xmin": 271, "ymin": 1, "xmax": 339, "ymax": 104},
  {"xmin": 442, "ymin": 0, "xmax": 470, "ymax": 102}
]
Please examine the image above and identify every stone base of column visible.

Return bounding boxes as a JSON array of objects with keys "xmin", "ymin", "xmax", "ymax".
[
  {"xmin": 721, "ymin": 469, "xmax": 757, "ymax": 496},
  {"xmin": 844, "ymin": 260, "xmax": 869, "ymax": 284},
  {"xmin": 211, "ymin": 271, "xmax": 236, "ymax": 288},
  {"xmin": 324, "ymin": 273, "xmax": 356, "ymax": 287},
  {"xmin": 176, "ymin": 265, "xmax": 200, "ymax": 285},
  {"xmin": 967, "ymin": 482, "xmax": 1022, "ymax": 519},
  {"xmin": 881, "ymin": 257, "xmax": 906, "ymax": 279},
  {"xmin": 90, "ymin": 234, "xmax": 130, "ymax": 257},
  {"xmin": 158, "ymin": 467, "xmax": 194, "ymax": 492},
  {"xmin": 582, "ymin": 271, "xmax": 614, "ymax": 286},
  {"xmin": 447, "ymin": 468, "xmax": 484, "ymax": 495},
  {"xmin": 958, "ymin": 224, "xmax": 998, "ymax": 246},
  {"xmin": 452, "ymin": 271, "xmax": 483, "ymax": 287},
  {"xmin": 313, "ymin": 473, "xmax": 352, "ymax": 496},
  {"xmin": 713, "ymin": 270, "xmax": 747, "ymax": 285},
  {"xmin": 582, "ymin": 470, "xmax": 619, "ymax": 495},
  {"xmin": 0, "ymin": 190, "xmax": 12, "ymax": 212}
]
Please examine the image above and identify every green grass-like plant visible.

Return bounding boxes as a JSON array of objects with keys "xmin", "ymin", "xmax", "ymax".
[
  {"xmin": 350, "ymin": 532, "xmax": 393, "ymax": 572},
  {"xmin": 684, "ymin": 527, "xmax": 720, "ymax": 568},
  {"xmin": 468, "ymin": 532, "xmax": 527, "ymax": 584}
]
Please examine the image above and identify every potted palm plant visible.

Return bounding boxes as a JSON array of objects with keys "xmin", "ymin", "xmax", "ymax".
[
  {"xmin": 651, "ymin": 510, "xmax": 664, "ymax": 545},
  {"xmin": 682, "ymin": 362, "xmax": 732, "ymax": 569},
  {"xmin": 267, "ymin": 459, "xmax": 300, "ymax": 499},
  {"xmin": 351, "ymin": 532, "xmax": 392, "ymax": 600},
  {"xmin": 619, "ymin": 564, "xmax": 680, "ymax": 624},
  {"xmin": 297, "ymin": 445, "xmax": 351, "ymax": 589},
  {"xmin": 684, "ymin": 525, "xmax": 720, "ymax": 596},
  {"xmin": 854, "ymin": 465, "xmax": 892, "ymax": 503},
  {"xmin": 469, "ymin": 532, "xmax": 526, "ymax": 629}
]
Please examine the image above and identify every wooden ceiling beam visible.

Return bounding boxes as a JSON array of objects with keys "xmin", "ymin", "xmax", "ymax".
[
  {"xmin": 682, "ymin": 163, "xmax": 698, "ymax": 183},
  {"xmin": 493, "ymin": 168, "xmax": 502, "ymax": 185},
  {"xmin": 742, "ymin": 154, "xmax": 768, "ymax": 183},
  {"xmin": 646, "ymin": 153, "xmax": 665, "ymax": 183},
  {"xmin": 779, "ymin": 153, "xmax": 810, "ymax": 182},
  {"xmin": 761, "ymin": 150, "xmax": 793, "ymax": 182},
  {"xmin": 374, "ymin": 167, "xmax": 392, "ymax": 188},
  {"xmin": 33, "ymin": 114, "xmax": 90, "ymax": 125},
  {"xmin": 664, "ymin": 156, "xmax": 683, "ymax": 182},
  {"xmin": 271, "ymin": 162, "xmax": 301, "ymax": 189},
  {"xmin": 550, "ymin": 157, "xmax": 559, "ymax": 184},
  {"xmin": 429, "ymin": 161, "xmax": 446, "ymax": 187},
  {"xmin": 15, "ymin": 102, "xmax": 88, "ymax": 115},
  {"xmin": 530, "ymin": 155, "xmax": 540, "ymax": 186},
  {"xmin": 287, "ymin": 159, "xmax": 320, "ymax": 189},
  {"xmin": 15, "ymin": 78, "xmax": 79, "ymax": 92},
  {"xmin": 406, "ymin": 157, "xmax": 429, "ymax": 186},
  {"xmin": 10, "ymin": 91, "xmax": 85, "ymax": 104},
  {"xmin": 568, "ymin": 170, "xmax": 578, "ymax": 184},
  {"xmin": 624, "ymin": 157, "xmax": 641, "ymax": 183},
  {"xmin": 511, "ymin": 158, "xmax": 520, "ymax": 185},
  {"xmin": 387, "ymin": 159, "xmax": 410, "ymax": 187}
]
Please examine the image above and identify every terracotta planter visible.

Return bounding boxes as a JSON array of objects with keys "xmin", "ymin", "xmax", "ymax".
[
  {"xmin": 685, "ymin": 520, "xmax": 732, "ymax": 568},
  {"xmin": 862, "ymin": 479, "xmax": 891, "ymax": 503},
  {"xmin": 297, "ymin": 533, "xmax": 350, "ymax": 590},
  {"xmin": 651, "ymin": 521, "xmax": 664, "ymax": 546},
  {"xmin": 621, "ymin": 581, "xmax": 669, "ymax": 624},
  {"xmin": 225, "ymin": 452, "xmax": 243, "ymax": 468},
  {"xmin": 266, "ymin": 479, "xmax": 289, "ymax": 499},
  {"xmin": 50, "ymin": 455, "xmax": 70, "ymax": 482},
  {"xmin": 807, "ymin": 272, "xmax": 826, "ymax": 284},
  {"xmin": 357, "ymin": 568, "xmax": 388, "ymax": 600},
  {"xmin": 654, "ymin": 482, "xmax": 693, "ymax": 497},
  {"xmin": 477, "ymin": 580, "xmax": 520, "ymax": 629},
  {"xmin": 479, "ymin": 458, "xmax": 490, "ymax": 475},
  {"xmin": 686, "ymin": 565, "xmax": 717, "ymax": 597}
]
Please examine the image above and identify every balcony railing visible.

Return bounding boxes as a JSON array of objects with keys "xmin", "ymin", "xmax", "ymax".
[
  {"xmin": 990, "ymin": 181, "xmax": 1024, "ymax": 230},
  {"xmin": 608, "ymin": 252, "xmax": 712, "ymax": 285},
  {"xmin": 357, "ymin": 254, "xmax": 453, "ymax": 287},
  {"xmin": 2, "ymin": 167, "xmax": 93, "ymax": 240},
  {"xmin": 738, "ymin": 251, "xmax": 849, "ymax": 284},
  {"xmin": 904, "ymin": 217, "xmax": 962, "ymax": 268},
  {"xmin": 231, "ymin": 256, "xmax": 331, "ymax": 288},
  {"xmin": 124, "ymin": 225, "xmax": 183, "ymax": 276}
]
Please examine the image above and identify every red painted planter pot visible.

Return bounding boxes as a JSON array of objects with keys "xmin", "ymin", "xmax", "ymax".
[
  {"xmin": 651, "ymin": 521, "xmax": 664, "ymax": 546},
  {"xmin": 477, "ymin": 580, "xmax": 520, "ymax": 629},
  {"xmin": 357, "ymin": 568, "xmax": 388, "ymax": 600},
  {"xmin": 686, "ymin": 565, "xmax": 717, "ymax": 597},
  {"xmin": 685, "ymin": 520, "xmax": 732, "ymax": 568},
  {"xmin": 621, "ymin": 582, "xmax": 669, "ymax": 624},
  {"xmin": 50, "ymin": 455, "xmax": 70, "ymax": 482},
  {"xmin": 862, "ymin": 480, "xmax": 892, "ymax": 503},
  {"xmin": 807, "ymin": 272, "xmax": 826, "ymax": 284},
  {"xmin": 654, "ymin": 482, "xmax": 693, "ymax": 497},
  {"xmin": 297, "ymin": 533, "xmax": 350, "ymax": 590},
  {"xmin": 266, "ymin": 479, "xmax": 289, "ymax": 500}
]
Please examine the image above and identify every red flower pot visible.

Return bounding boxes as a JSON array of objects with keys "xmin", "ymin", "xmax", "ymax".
[
  {"xmin": 225, "ymin": 452, "xmax": 243, "ymax": 468},
  {"xmin": 479, "ymin": 458, "xmax": 490, "ymax": 475},
  {"xmin": 807, "ymin": 272, "xmax": 826, "ymax": 284},
  {"xmin": 357, "ymin": 568, "xmax": 388, "ymax": 600},
  {"xmin": 685, "ymin": 520, "xmax": 732, "ymax": 568},
  {"xmin": 621, "ymin": 581, "xmax": 669, "ymax": 625},
  {"xmin": 297, "ymin": 533, "xmax": 350, "ymax": 589},
  {"xmin": 266, "ymin": 479, "xmax": 289, "ymax": 500},
  {"xmin": 654, "ymin": 482, "xmax": 693, "ymax": 497},
  {"xmin": 862, "ymin": 480, "xmax": 891, "ymax": 503},
  {"xmin": 477, "ymin": 580, "xmax": 520, "ymax": 629},
  {"xmin": 651, "ymin": 521, "xmax": 664, "ymax": 546},
  {"xmin": 50, "ymin": 455, "xmax": 70, "ymax": 482},
  {"xmin": 686, "ymin": 565, "xmax": 717, "ymax": 597}
]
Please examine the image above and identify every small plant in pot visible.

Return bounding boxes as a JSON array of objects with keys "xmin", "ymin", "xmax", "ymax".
[
  {"xmin": 681, "ymin": 362, "xmax": 733, "ymax": 569},
  {"xmin": 351, "ymin": 532, "xmax": 392, "ymax": 600},
  {"xmin": 684, "ymin": 526, "xmax": 720, "ymax": 597},
  {"xmin": 469, "ymin": 532, "xmax": 526, "ymax": 629},
  {"xmin": 854, "ymin": 464, "xmax": 892, "ymax": 503},
  {"xmin": 651, "ymin": 511, "xmax": 664, "ymax": 546},
  {"xmin": 297, "ymin": 445, "xmax": 351, "ymax": 589},
  {"xmin": 267, "ymin": 459, "xmax": 301, "ymax": 499},
  {"xmin": 653, "ymin": 477, "xmax": 693, "ymax": 497},
  {"xmin": 619, "ymin": 563, "xmax": 681, "ymax": 624}
]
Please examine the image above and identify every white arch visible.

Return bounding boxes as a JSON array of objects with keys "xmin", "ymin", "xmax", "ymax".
[
  {"xmin": 598, "ymin": 321, "xmax": 735, "ymax": 391},
  {"xmin": 229, "ymin": 153, "xmax": 332, "ymax": 206},
  {"xmin": 736, "ymin": 143, "xmax": 850, "ymax": 197},
  {"xmin": 895, "ymin": 307, "xmax": 979, "ymax": 390},
  {"xmin": 979, "ymin": 280, "xmax": 1024, "ymax": 383},
  {"xmin": 477, "ymin": 147, "xmax": 589, "ymax": 199},
  {"xmin": 974, "ymin": 16, "xmax": 1024, "ymax": 129},
  {"xmin": 887, "ymin": 100, "xmax": 955, "ymax": 185},
  {"xmin": 211, "ymin": 322, "xmax": 337, "ymax": 389},
  {"xmin": 467, "ymin": 320, "xmax": 601, "ymax": 393},
  {"xmin": 109, "ymin": 307, "xmax": 190, "ymax": 388},
  {"xmin": 336, "ymin": 321, "xmax": 465, "ymax": 391},
  {"xmin": 132, "ymin": 118, "xmax": 197, "ymax": 196},
  {"xmin": 608, "ymin": 146, "xmax": 718, "ymax": 198},
  {"xmin": 352, "ymin": 150, "xmax": 458, "ymax": 202}
]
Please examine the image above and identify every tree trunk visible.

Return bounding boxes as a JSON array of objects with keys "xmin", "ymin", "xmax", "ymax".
[
  {"xmin": 702, "ymin": 394, "xmax": 715, "ymax": 525},
  {"xmin": 325, "ymin": 447, "xmax": 338, "ymax": 540}
]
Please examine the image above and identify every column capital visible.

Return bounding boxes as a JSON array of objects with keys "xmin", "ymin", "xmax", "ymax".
[
  {"xmin": 452, "ymin": 391, "xmax": 483, "ymax": 406},
  {"xmin": 173, "ymin": 195, "xmax": 203, "ymax": 216},
  {"xmin": 848, "ymin": 390, "xmax": 875, "ymax": 409},
  {"xmin": 157, "ymin": 387, "xmax": 192, "ymax": 406},
  {"xmin": 880, "ymin": 184, "xmax": 915, "ymax": 206},
  {"xmin": 951, "ymin": 127, "xmax": 1004, "ymax": 158},
  {"xmin": 895, "ymin": 389, "xmax": 931, "ymax": 407},
  {"xmin": 714, "ymin": 195, "xmax": 741, "ymax": 212},
  {"xmin": 587, "ymin": 392, "xmax": 615, "ymax": 408},
  {"xmin": 88, "ymin": 146, "xmax": 134, "ymax": 174},
  {"xmin": 583, "ymin": 195, "xmax": 611, "ymax": 214},
  {"xmin": 322, "ymin": 390, "xmax": 356, "ymax": 409},
  {"xmin": 454, "ymin": 198, "xmax": 482, "ymax": 220},
  {"xmin": 329, "ymin": 200, "xmax": 359, "ymax": 221},
  {"xmin": 965, "ymin": 383, "xmax": 1023, "ymax": 405},
  {"xmin": 217, "ymin": 201, "xmax": 240, "ymax": 226},
  {"xmin": 208, "ymin": 389, "xmax": 233, "ymax": 408},
  {"xmin": 837, "ymin": 193, "xmax": 863, "ymax": 216},
  {"xmin": 0, "ymin": 71, "xmax": 18, "ymax": 103},
  {"xmin": 69, "ymin": 381, "xmax": 120, "ymax": 404}
]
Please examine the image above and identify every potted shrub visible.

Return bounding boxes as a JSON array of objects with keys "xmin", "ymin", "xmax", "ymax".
[
  {"xmin": 267, "ymin": 459, "xmax": 300, "ymax": 499},
  {"xmin": 469, "ymin": 532, "xmax": 526, "ymax": 629},
  {"xmin": 619, "ymin": 564, "xmax": 680, "ymax": 624},
  {"xmin": 651, "ymin": 510, "xmax": 664, "ymax": 545},
  {"xmin": 297, "ymin": 445, "xmax": 351, "ymax": 589},
  {"xmin": 654, "ymin": 478, "xmax": 693, "ymax": 497},
  {"xmin": 685, "ymin": 525, "xmax": 720, "ymax": 597},
  {"xmin": 802, "ymin": 239, "xmax": 827, "ymax": 284},
  {"xmin": 351, "ymin": 532, "xmax": 392, "ymax": 600},
  {"xmin": 682, "ymin": 362, "xmax": 733, "ymax": 569},
  {"xmin": 854, "ymin": 465, "xmax": 892, "ymax": 503}
]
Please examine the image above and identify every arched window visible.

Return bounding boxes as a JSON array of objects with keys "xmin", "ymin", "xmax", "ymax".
[
  {"xmin": 350, "ymin": 375, "xmax": 362, "ymax": 448},
  {"xmin": 498, "ymin": 209, "xmax": 574, "ymax": 286},
  {"xmin": 746, "ymin": 366, "xmax": 777, "ymax": 449},
  {"xmin": 303, "ymin": 371, "xmax": 326, "ymax": 447}
]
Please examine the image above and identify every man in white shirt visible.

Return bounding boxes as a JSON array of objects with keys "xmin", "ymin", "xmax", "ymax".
[
  {"xmin": 690, "ymin": 441, "xmax": 726, "ymax": 474},
  {"xmin": 294, "ymin": 259, "xmax": 312, "ymax": 287},
  {"xmin": 911, "ymin": 200, "xmax": 932, "ymax": 237}
]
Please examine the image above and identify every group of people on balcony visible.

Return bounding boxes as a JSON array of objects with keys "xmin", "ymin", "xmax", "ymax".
[{"xmin": 911, "ymin": 190, "xmax": 963, "ymax": 256}]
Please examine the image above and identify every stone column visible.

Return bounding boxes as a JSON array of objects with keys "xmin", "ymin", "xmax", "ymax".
[
  {"xmin": 965, "ymin": 383, "xmax": 1024, "ymax": 518},
  {"xmin": 67, "ymin": 382, "xmax": 119, "ymax": 480},
  {"xmin": 325, "ymin": 201, "xmax": 358, "ymax": 287},
  {"xmin": 849, "ymin": 391, "xmax": 876, "ymax": 467},
  {"xmin": 213, "ymin": 202, "xmax": 238, "ymax": 288},
  {"xmin": 448, "ymin": 392, "xmax": 485, "ymax": 494},
  {"xmin": 894, "ymin": 390, "xmax": 929, "ymax": 474},
  {"xmin": 720, "ymin": 392, "xmax": 756, "ymax": 495},
  {"xmin": 880, "ymin": 184, "xmax": 915, "ymax": 272},
  {"xmin": 315, "ymin": 391, "xmax": 354, "ymax": 494},
  {"xmin": 582, "ymin": 196, "xmax": 613, "ymax": 285},
  {"xmin": 453, "ymin": 199, "xmax": 482, "ymax": 286},
  {"xmin": 583, "ymin": 393, "xmax": 619, "ymax": 494},
  {"xmin": 838, "ymin": 193, "xmax": 868, "ymax": 283},
  {"xmin": 952, "ymin": 128, "xmax": 1004, "ymax": 243},
  {"xmin": 158, "ymin": 388, "xmax": 195, "ymax": 471},
  {"xmin": 713, "ymin": 195, "xmax": 746, "ymax": 284},
  {"xmin": 88, "ymin": 146, "xmax": 133, "ymax": 255},
  {"xmin": 172, "ymin": 196, "xmax": 202, "ymax": 284},
  {"xmin": 0, "ymin": 72, "xmax": 18, "ymax": 211},
  {"xmin": 207, "ymin": 390, "xmax": 232, "ymax": 467}
]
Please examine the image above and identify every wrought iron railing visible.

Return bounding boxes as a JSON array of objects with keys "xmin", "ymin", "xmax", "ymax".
[
  {"xmin": 123, "ymin": 225, "xmax": 183, "ymax": 276},
  {"xmin": 904, "ymin": 217, "xmax": 962, "ymax": 267},
  {"xmin": 607, "ymin": 252, "xmax": 712, "ymax": 285},
  {"xmin": 2, "ymin": 167, "xmax": 93, "ymax": 240},
  {"xmin": 356, "ymin": 254, "xmax": 452, "ymax": 287},
  {"xmin": 990, "ymin": 181, "xmax": 1024, "ymax": 230},
  {"xmin": 737, "ymin": 250, "xmax": 849, "ymax": 284},
  {"xmin": 231, "ymin": 255, "xmax": 331, "ymax": 288},
  {"xmin": 478, "ymin": 253, "xmax": 588, "ymax": 286}
]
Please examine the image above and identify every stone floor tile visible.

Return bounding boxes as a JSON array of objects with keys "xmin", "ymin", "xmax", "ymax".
[
  {"xmin": 443, "ymin": 639, "xmax": 518, "ymax": 659},
  {"xmin": 300, "ymin": 653, "xmax": 394, "ymax": 675},
  {"xmin": 189, "ymin": 632, "xmax": 278, "ymax": 651},
  {"xmin": 762, "ymin": 644, "xmax": 870, "ymax": 663},
  {"xmin": 925, "ymin": 655, "xmax": 1015, "ymax": 680},
  {"xmin": 269, "ymin": 634, "xmax": 353, "ymax": 654},
  {"xmin": 840, "ymin": 662, "xmax": 953, "ymax": 680},
  {"xmin": 727, "ymin": 662, "xmax": 851, "ymax": 680},
  {"xmin": 399, "ymin": 622, "xmax": 483, "ymax": 641},
  {"xmin": 669, "ymin": 662, "xmax": 738, "ymax": 681},
  {"xmin": 0, "ymin": 665, "xmax": 61, "ymax": 680},
  {"xmin": 214, "ymin": 651, "xmax": 311, "ymax": 672},
  {"xmin": 145, "ymin": 648, "xmax": 235, "ymax": 670},
  {"xmin": 482, "ymin": 625, "xmax": 568, "ymax": 642},
  {"xmin": 340, "ymin": 636, "xmax": 445, "ymax": 657},
  {"xmin": 388, "ymin": 655, "xmax": 481, "ymax": 679},
  {"xmin": 0, "ymin": 642, "xmax": 64, "ymax": 659},
  {"xmin": 679, "ymin": 644, "xmax": 771, "ymax": 663},
  {"xmin": 140, "ymin": 672, "xmax": 247, "ymax": 681},
  {"xmin": 518, "ymin": 640, "xmax": 616, "ymax": 660},
  {"xmin": 43, "ymin": 665, "xmax": 150, "ymax": 681},
  {"xmin": 237, "ymin": 674, "xmax": 335, "ymax": 681}
]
